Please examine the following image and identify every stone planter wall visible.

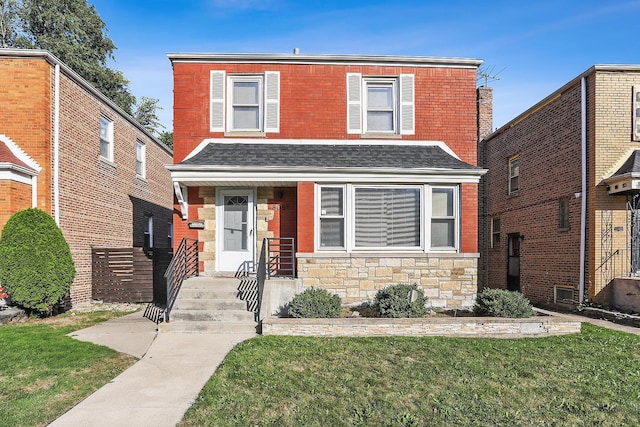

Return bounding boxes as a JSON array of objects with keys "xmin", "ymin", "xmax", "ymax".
[
  {"xmin": 296, "ymin": 252, "xmax": 478, "ymax": 309},
  {"xmin": 262, "ymin": 315, "xmax": 582, "ymax": 338}
]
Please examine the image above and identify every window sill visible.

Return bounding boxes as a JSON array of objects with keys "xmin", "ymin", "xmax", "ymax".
[
  {"xmin": 224, "ymin": 131, "xmax": 267, "ymax": 138},
  {"xmin": 136, "ymin": 174, "xmax": 148, "ymax": 183},
  {"xmin": 99, "ymin": 156, "xmax": 116, "ymax": 168},
  {"xmin": 557, "ymin": 227, "xmax": 570, "ymax": 232},
  {"xmin": 507, "ymin": 191, "xmax": 520, "ymax": 198},
  {"xmin": 360, "ymin": 133, "xmax": 402, "ymax": 139}
]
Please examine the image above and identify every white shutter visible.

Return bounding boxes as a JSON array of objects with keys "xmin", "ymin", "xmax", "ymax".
[
  {"xmin": 210, "ymin": 70, "xmax": 225, "ymax": 132},
  {"xmin": 346, "ymin": 73, "xmax": 362, "ymax": 134},
  {"xmin": 399, "ymin": 74, "xmax": 415, "ymax": 135},
  {"xmin": 264, "ymin": 71, "xmax": 280, "ymax": 133},
  {"xmin": 634, "ymin": 86, "xmax": 640, "ymax": 141}
]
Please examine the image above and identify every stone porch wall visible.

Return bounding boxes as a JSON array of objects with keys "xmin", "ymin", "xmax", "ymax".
[{"xmin": 296, "ymin": 252, "xmax": 479, "ymax": 309}]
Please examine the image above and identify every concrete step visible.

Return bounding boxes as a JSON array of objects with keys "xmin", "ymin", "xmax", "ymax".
[
  {"xmin": 170, "ymin": 309, "xmax": 255, "ymax": 323},
  {"xmin": 178, "ymin": 288, "xmax": 239, "ymax": 300},
  {"xmin": 180, "ymin": 277, "xmax": 241, "ymax": 291},
  {"xmin": 172, "ymin": 298, "xmax": 248, "ymax": 311},
  {"xmin": 159, "ymin": 321, "xmax": 258, "ymax": 334}
]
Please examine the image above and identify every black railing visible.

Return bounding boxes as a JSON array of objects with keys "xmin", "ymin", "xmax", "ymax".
[
  {"xmin": 266, "ymin": 237, "xmax": 295, "ymax": 278},
  {"xmin": 254, "ymin": 240, "xmax": 268, "ymax": 321},
  {"xmin": 164, "ymin": 238, "xmax": 198, "ymax": 322}
]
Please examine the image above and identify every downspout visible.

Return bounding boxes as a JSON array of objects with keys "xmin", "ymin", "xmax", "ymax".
[
  {"xmin": 53, "ymin": 64, "xmax": 61, "ymax": 225},
  {"xmin": 579, "ymin": 76, "xmax": 587, "ymax": 302}
]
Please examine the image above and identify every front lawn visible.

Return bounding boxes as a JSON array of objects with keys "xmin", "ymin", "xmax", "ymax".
[
  {"xmin": 181, "ymin": 323, "xmax": 640, "ymax": 426},
  {"xmin": 0, "ymin": 311, "xmax": 138, "ymax": 426}
]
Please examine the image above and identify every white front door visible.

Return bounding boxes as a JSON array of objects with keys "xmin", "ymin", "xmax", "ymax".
[{"xmin": 217, "ymin": 189, "xmax": 255, "ymax": 272}]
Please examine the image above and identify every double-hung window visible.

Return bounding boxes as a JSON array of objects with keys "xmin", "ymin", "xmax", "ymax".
[
  {"xmin": 135, "ymin": 139, "xmax": 146, "ymax": 178},
  {"xmin": 317, "ymin": 184, "xmax": 458, "ymax": 252},
  {"xmin": 634, "ymin": 86, "xmax": 640, "ymax": 141},
  {"xmin": 319, "ymin": 186, "xmax": 345, "ymax": 248},
  {"xmin": 99, "ymin": 115, "xmax": 114, "ymax": 161},
  {"xmin": 364, "ymin": 79, "xmax": 397, "ymax": 133},
  {"xmin": 431, "ymin": 187, "xmax": 457, "ymax": 249},
  {"xmin": 509, "ymin": 155, "xmax": 520, "ymax": 195},
  {"xmin": 210, "ymin": 70, "xmax": 280, "ymax": 133},
  {"xmin": 347, "ymin": 73, "xmax": 414, "ymax": 135}
]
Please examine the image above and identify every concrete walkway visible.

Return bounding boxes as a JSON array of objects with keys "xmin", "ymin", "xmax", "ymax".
[{"xmin": 51, "ymin": 310, "xmax": 255, "ymax": 427}]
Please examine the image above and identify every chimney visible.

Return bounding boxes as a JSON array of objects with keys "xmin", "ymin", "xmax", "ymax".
[
  {"xmin": 293, "ymin": 48, "xmax": 300, "ymax": 55},
  {"xmin": 477, "ymin": 85, "xmax": 493, "ymax": 142}
]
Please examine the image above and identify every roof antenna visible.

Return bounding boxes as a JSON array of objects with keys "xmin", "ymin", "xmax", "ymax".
[{"xmin": 477, "ymin": 65, "xmax": 504, "ymax": 87}]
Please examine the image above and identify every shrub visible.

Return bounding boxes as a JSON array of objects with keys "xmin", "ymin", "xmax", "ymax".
[
  {"xmin": 473, "ymin": 288, "xmax": 535, "ymax": 318},
  {"xmin": 0, "ymin": 208, "xmax": 76, "ymax": 316},
  {"xmin": 374, "ymin": 283, "xmax": 428, "ymax": 318},
  {"xmin": 289, "ymin": 288, "xmax": 341, "ymax": 318}
]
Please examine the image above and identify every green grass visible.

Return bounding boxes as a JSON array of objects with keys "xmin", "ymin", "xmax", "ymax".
[
  {"xmin": 181, "ymin": 324, "xmax": 640, "ymax": 427},
  {"xmin": 0, "ymin": 311, "xmax": 138, "ymax": 427}
]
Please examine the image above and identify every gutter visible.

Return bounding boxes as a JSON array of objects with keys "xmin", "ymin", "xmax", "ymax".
[
  {"xmin": 53, "ymin": 64, "xmax": 60, "ymax": 225},
  {"xmin": 579, "ymin": 76, "xmax": 587, "ymax": 302}
]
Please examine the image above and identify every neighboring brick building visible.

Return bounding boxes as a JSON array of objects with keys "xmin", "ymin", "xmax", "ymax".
[
  {"xmin": 0, "ymin": 49, "xmax": 173, "ymax": 305},
  {"xmin": 168, "ymin": 52, "xmax": 487, "ymax": 309},
  {"xmin": 480, "ymin": 65, "xmax": 640, "ymax": 308}
]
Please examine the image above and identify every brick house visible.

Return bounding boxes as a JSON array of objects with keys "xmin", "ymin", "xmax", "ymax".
[
  {"xmin": 168, "ymin": 52, "xmax": 487, "ymax": 310},
  {"xmin": 479, "ymin": 65, "xmax": 640, "ymax": 310},
  {"xmin": 0, "ymin": 49, "xmax": 173, "ymax": 305}
]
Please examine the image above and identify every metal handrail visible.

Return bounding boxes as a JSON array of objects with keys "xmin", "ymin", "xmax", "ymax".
[
  {"xmin": 266, "ymin": 237, "xmax": 295, "ymax": 278},
  {"xmin": 164, "ymin": 237, "xmax": 198, "ymax": 322}
]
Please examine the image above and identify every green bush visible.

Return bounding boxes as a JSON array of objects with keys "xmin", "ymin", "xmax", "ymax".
[
  {"xmin": 289, "ymin": 288, "xmax": 341, "ymax": 318},
  {"xmin": 374, "ymin": 283, "xmax": 428, "ymax": 318},
  {"xmin": 474, "ymin": 288, "xmax": 535, "ymax": 318},
  {"xmin": 0, "ymin": 208, "xmax": 76, "ymax": 316}
]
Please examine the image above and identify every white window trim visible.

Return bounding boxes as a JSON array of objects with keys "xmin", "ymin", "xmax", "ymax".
[
  {"xmin": 634, "ymin": 85, "xmax": 640, "ymax": 141},
  {"xmin": 315, "ymin": 183, "xmax": 459, "ymax": 253},
  {"xmin": 363, "ymin": 78, "xmax": 398, "ymax": 134},
  {"xmin": 317, "ymin": 184, "xmax": 347, "ymax": 250},
  {"xmin": 508, "ymin": 155, "xmax": 520, "ymax": 195},
  {"xmin": 346, "ymin": 73, "xmax": 414, "ymax": 135},
  {"xmin": 429, "ymin": 185, "xmax": 459, "ymax": 251},
  {"xmin": 226, "ymin": 75, "xmax": 264, "ymax": 132},
  {"xmin": 100, "ymin": 114, "xmax": 114, "ymax": 162},
  {"xmin": 136, "ymin": 139, "xmax": 146, "ymax": 178}
]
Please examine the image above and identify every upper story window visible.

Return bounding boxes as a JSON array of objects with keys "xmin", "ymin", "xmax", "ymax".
[
  {"xmin": 136, "ymin": 139, "xmax": 146, "ymax": 178},
  {"xmin": 210, "ymin": 70, "xmax": 280, "ymax": 133},
  {"xmin": 347, "ymin": 73, "xmax": 414, "ymax": 136},
  {"xmin": 634, "ymin": 86, "xmax": 640, "ymax": 141},
  {"xmin": 558, "ymin": 198, "xmax": 569, "ymax": 230},
  {"xmin": 317, "ymin": 184, "xmax": 458, "ymax": 252},
  {"xmin": 99, "ymin": 115, "xmax": 114, "ymax": 161},
  {"xmin": 491, "ymin": 217, "xmax": 501, "ymax": 248},
  {"xmin": 509, "ymin": 155, "xmax": 520, "ymax": 195}
]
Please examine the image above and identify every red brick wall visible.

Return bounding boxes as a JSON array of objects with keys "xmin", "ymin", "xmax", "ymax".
[
  {"xmin": 55, "ymin": 68, "xmax": 174, "ymax": 303},
  {"xmin": 482, "ymin": 81, "xmax": 583, "ymax": 304},
  {"xmin": 0, "ymin": 58, "xmax": 51, "ymax": 212},
  {"xmin": 173, "ymin": 60, "xmax": 479, "ymax": 257},
  {"xmin": 268, "ymin": 187, "xmax": 298, "ymax": 241},
  {"xmin": 0, "ymin": 180, "xmax": 32, "ymax": 229},
  {"xmin": 0, "ymin": 55, "xmax": 173, "ymax": 304},
  {"xmin": 173, "ymin": 62, "xmax": 478, "ymax": 164}
]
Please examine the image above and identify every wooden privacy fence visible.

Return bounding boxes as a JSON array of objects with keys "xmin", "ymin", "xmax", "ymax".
[{"xmin": 92, "ymin": 247, "xmax": 172, "ymax": 303}]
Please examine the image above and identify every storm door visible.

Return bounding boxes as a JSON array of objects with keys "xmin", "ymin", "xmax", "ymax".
[{"xmin": 217, "ymin": 190, "xmax": 255, "ymax": 272}]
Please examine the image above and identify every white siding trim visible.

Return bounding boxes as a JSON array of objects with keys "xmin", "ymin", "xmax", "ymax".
[
  {"xmin": 346, "ymin": 73, "xmax": 362, "ymax": 134},
  {"xmin": 210, "ymin": 70, "xmax": 226, "ymax": 132},
  {"xmin": 264, "ymin": 71, "xmax": 280, "ymax": 133},
  {"xmin": 399, "ymin": 74, "xmax": 415, "ymax": 135}
]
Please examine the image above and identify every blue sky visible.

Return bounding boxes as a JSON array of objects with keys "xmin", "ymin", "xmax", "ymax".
[{"xmin": 90, "ymin": 0, "xmax": 640, "ymax": 133}]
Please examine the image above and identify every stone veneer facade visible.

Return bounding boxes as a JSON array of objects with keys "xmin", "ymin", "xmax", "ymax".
[{"xmin": 297, "ymin": 253, "xmax": 478, "ymax": 309}]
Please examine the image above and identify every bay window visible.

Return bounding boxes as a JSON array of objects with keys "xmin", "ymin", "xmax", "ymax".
[{"xmin": 317, "ymin": 184, "xmax": 459, "ymax": 252}]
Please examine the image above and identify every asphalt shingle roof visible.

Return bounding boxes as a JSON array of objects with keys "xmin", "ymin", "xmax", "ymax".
[
  {"xmin": 178, "ymin": 142, "xmax": 481, "ymax": 171},
  {"xmin": 612, "ymin": 150, "xmax": 640, "ymax": 176}
]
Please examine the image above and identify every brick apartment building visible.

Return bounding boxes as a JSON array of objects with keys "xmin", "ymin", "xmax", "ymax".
[
  {"xmin": 168, "ymin": 52, "xmax": 488, "ymax": 309},
  {"xmin": 0, "ymin": 49, "xmax": 173, "ymax": 305},
  {"xmin": 480, "ymin": 65, "xmax": 640, "ymax": 310}
]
